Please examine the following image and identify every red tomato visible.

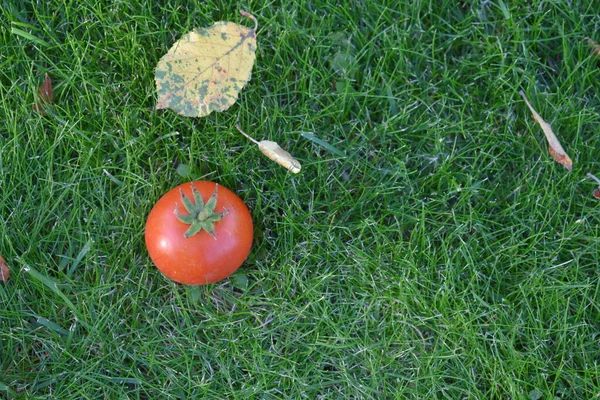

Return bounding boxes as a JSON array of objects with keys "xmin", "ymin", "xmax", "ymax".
[{"xmin": 145, "ymin": 181, "xmax": 253, "ymax": 285}]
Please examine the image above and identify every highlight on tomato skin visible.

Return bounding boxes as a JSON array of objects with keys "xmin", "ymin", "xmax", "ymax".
[{"xmin": 145, "ymin": 180, "xmax": 253, "ymax": 285}]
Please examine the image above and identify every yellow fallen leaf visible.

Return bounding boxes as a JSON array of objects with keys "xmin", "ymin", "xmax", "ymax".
[
  {"xmin": 519, "ymin": 90, "xmax": 573, "ymax": 171},
  {"xmin": 155, "ymin": 10, "xmax": 258, "ymax": 117},
  {"xmin": 235, "ymin": 125, "xmax": 301, "ymax": 173}
]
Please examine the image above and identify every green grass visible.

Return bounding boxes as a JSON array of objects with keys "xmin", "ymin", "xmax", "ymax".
[{"xmin": 1, "ymin": 0, "xmax": 600, "ymax": 398}]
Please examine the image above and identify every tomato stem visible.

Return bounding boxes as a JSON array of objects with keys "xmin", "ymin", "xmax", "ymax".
[{"xmin": 175, "ymin": 183, "xmax": 228, "ymax": 239}]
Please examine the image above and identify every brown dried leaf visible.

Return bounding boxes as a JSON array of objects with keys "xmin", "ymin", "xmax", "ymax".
[
  {"xmin": 235, "ymin": 125, "xmax": 301, "ymax": 173},
  {"xmin": 0, "ymin": 256, "xmax": 10, "ymax": 282},
  {"xmin": 586, "ymin": 37, "xmax": 600, "ymax": 56},
  {"xmin": 519, "ymin": 91, "xmax": 572, "ymax": 171},
  {"xmin": 33, "ymin": 73, "xmax": 54, "ymax": 114}
]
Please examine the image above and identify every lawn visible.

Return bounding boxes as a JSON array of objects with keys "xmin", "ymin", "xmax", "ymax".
[{"xmin": 1, "ymin": 0, "xmax": 599, "ymax": 398}]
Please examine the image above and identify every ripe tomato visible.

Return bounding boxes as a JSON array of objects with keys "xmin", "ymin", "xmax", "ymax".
[{"xmin": 145, "ymin": 181, "xmax": 253, "ymax": 285}]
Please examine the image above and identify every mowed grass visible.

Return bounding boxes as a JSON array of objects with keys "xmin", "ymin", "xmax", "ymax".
[{"xmin": 1, "ymin": 0, "xmax": 600, "ymax": 398}]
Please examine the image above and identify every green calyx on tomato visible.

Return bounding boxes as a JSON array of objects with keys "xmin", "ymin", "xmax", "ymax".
[{"xmin": 174, "ymin": 183, "xmax": 228, "ymax": 239}]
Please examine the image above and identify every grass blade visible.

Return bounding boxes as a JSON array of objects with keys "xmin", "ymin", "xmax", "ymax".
[
  {"xmin": 23, "ymin": 265, "xmax": 90, "ymax": 329},
  {"xmin": 300, "ymin": 132, "xmax": 347, "ymax": 158},
  {"xmin": 103, "ymin": 169, "xmax": 123, "ymax": 186},
  {"xmin": 35, "ymin": 316, "xmax": 70, "ymax": 336},
  {"xmin": 10, "ymin": 27, "xmax": 50, "ymax": 47},
  {"xmin": 67, "ymin": 239, "xmax": 92, "ymax": 277}
]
